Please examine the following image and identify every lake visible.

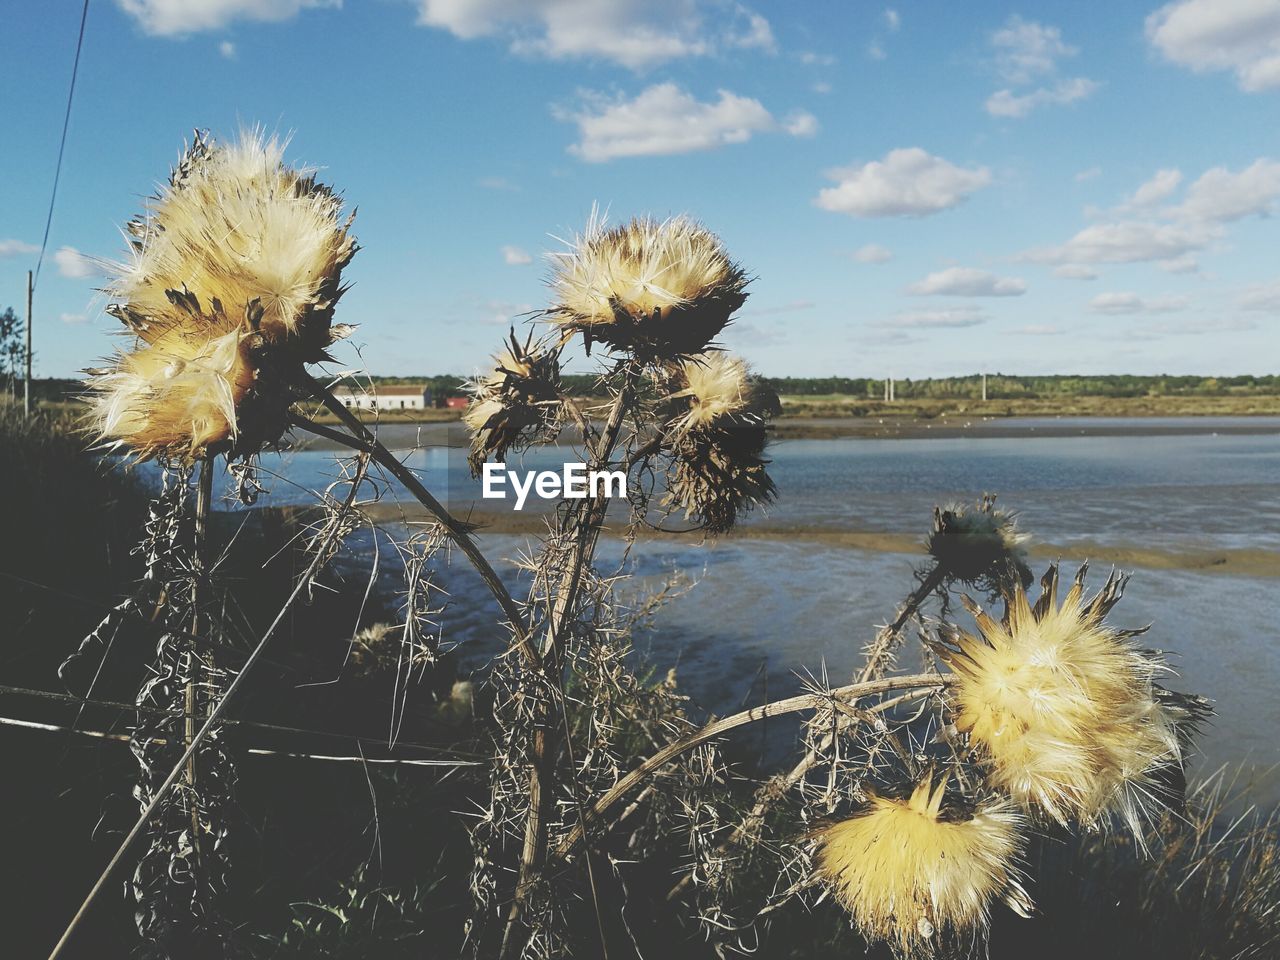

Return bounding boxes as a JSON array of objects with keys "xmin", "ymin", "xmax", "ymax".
[{"xmin": 198, "ymin": 418, "xmax": 1280, "ymax": 803}]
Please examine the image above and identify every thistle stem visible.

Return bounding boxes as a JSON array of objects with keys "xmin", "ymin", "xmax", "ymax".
[
  {"xmin": 665, "ymin": 563, "xmax": 947, "ymax": 900},
  {"xmin": 501, "ymin": 364, "xmax": 638, "ymax": 959},
  {"xmin": 287, "ymin": 375, "xmax": 539, "ymax": 670},
  {"xmin": 47, "ymin": 452, "xmax": 371, "ymax": 960},
  {"xmin": 553, "ymin": 674, "xmax": 951, "ymax": 860},
  {"xmin": 185, "ymin": 453, "xmax": 214, "ymax": 862}
]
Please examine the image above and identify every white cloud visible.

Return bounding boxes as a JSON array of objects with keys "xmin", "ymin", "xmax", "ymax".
[
  {"xmin": 417, "ymin": 0, "xmax": 772, "ymax": 69},
  {"xmin": 1011, "ymin": 324, "xmax": 1065, "ymax": 335},
  {"xmin": 1112, "ymin": 168, "xmax": 1185, "ymax": 214},
  {"xmin": 501, "ymin": 245, "xmax": 532, "ymax": 265},
  {"xmin": 985, "ymin": 77, "xmax": 1098, "ymax": 118},
  {"xmin": 218, "ymin": 39, "xmax": 236, "ymax": 58},
  {"xmin": 1024, "ymin": 220, "xmax": 1214, "ymax": 264},
  {"xmin": 1172, "ymin": 158, "xmax": 1280, "ymax": 222},
  {"xmin": 560, "ymin": 84, "xmax": 809, "ymax": 162},
  {"xmin": 783, "ymin": 110, "xmax": 819, "ymax": 137},
  {"xmin": 886, "ymin": 307, "xmax": 987, "ymax": 328},
  {"xmin": 478, "ymin": 176, "xmax": 519, "ymax": 191},
  {"xmin": 1146, "ymin": 0, "xmax": 1280, "ymax": 92},
  {"xmin": 907, "ymin": 267, "xmax": 1027, "ymax": 297},
  {"xmin": 852, "ymin": 243, "xmax": 893, "ymax": 264},
  {"xmin": 991, "ymin": 15, "xmax": 1076, "ymax": 83},
  {"xmin": 116, "ymin": 0, "xmax": 339, "ymax": 36},
  {"xmin": 727, "ymin": 8, "xmax": 775, "ymax": 52},
  {"xmin": 1089, "ymin": 292, "xmax": 1190, "ymax": 314},
  {"xmin": 798, "ymin": 51, "xmax": 836, "ymax": 66},
  {"xmin": 54, "ymin": 246, "xmax": 104, "ymax": 279},
  {"xmin": 1159, "ymin": 254, "xmax": 1199, "ymax": 274},
  {"xmin": 884, "ymin": 8, "xmax": 901, "ymax": 31},
  {"xmin": 815, "ymin": 148, "xmax": 991, "ymax": 218},
  {"xmin": 0, "ymin": 238, "xmax": 38, "ymax": 258},
  {"xmin": 1238, "ymin": 279, "xmax": 1280, "ymax": 311},
  {"xmin": 1053, "ymin": 264, "xmax": 1098, "ymax": 280},
  {"xmin": 60, "ymin": 312, "xmax": 88, "ymax": 325},
  {"xmin": 867, "ymin": 42, "xmax": 886, "ymax": 61},
  {"xmin": 1074, "ymin": 165, "xmax": 1102, "ymax": 181},
  {"xmin": 812, "ymin": 80, "xmax": 832, "ymax": 94}
]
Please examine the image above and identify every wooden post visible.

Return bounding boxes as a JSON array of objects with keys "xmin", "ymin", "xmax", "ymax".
[{"xmin": 24, "ymin": 270, "xmax": 32, "ymax": 416}]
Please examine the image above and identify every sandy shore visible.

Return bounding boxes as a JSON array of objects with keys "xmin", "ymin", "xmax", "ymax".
[
  {"xmin": 291, "ymin": 415, "xmax": 1280, "ymax": 452},
  {"xmin": 347, "ymin": 502, "xmax": 1280, "ymax": 579}
]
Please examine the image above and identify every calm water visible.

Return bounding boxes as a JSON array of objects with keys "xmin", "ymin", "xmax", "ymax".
[{"xmin": 192, "ymin": 420, "xmax": 1280, "ymax": 800}]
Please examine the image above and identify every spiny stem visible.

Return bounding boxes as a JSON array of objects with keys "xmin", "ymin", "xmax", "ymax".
[
  {"xmin": 501, "ymin": 364, "xmax": 638, "ymax": 960},
  {"xmin": 666, "ymin": 564, "xmax": 946, "ymax": 900},
  {"xmin": 185, "ymin": 453, "xmax": 214, "ymax": 862},
  {"xmin": 287, "ymin": 374, "xmax": 539, "ymax": 670},
  {"xmin": 553, "ymin": 674, "xmax": 951, "ymax": 860}
]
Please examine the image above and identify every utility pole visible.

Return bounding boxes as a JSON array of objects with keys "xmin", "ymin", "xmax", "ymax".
[{"xmin": 24, "ymin": 270, "xmax": 32, "ymax": 416}]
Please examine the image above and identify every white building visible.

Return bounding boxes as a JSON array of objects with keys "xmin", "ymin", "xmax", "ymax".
[{"xmin": 331, "ymin": 384, "xmax": 433, "ymax": 410}]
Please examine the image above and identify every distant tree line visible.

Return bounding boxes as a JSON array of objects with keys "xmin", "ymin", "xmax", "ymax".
[{"xmin": 26, "ymin": 372, "xmax": 1280, "ymax": 406}]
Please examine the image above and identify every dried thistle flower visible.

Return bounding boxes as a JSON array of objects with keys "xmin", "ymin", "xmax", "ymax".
[
  {"xmin": 109, "ymin": 128, "xmax": 357, "ymax": 359},
  {"xmin": 934, "ymin": 563, "xmax": 1194, "ymax": 837},
  {"xmin": 928, "ymin": 494, "xmax": 1032, "ymax": 588},
  {"xmin": 464, "ymin": 331, "xmax": 563, "ymax": 473},
  {"xmin": 815, "ymin": 773, "xmax": 1031, "ymax": 954},
  {"xmin": 86, "ymin": 130, "xmax": 358, "ymax": 461},
  {"xmin": 87, "ymin": 319, "xmax": 255, "ymax": 461},
  {"xmin": 661, "ymin": 353, "xmax": 778, "ymax": 532},
  {"xmin": 548, "ymin": 211, "xmax": 748, "ymax": 359}
]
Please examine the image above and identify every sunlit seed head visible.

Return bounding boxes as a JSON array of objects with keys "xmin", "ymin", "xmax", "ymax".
[
  {"xmin": 86, "ymin": 321, "xmax": 255, "ymax": 461},
  {"xmin": 548, "ymin": 209, "xmax": 748, "ymax": 358},
  {"xmin": 815, "ymin": 773, "xmax": 1031, "ymax": 954},
  {"xmin": 107, "ymin": 128, "xmax": 357, "ymax": 359},
  {"xmin": 935, "ymin": 563, "xmax": 1198, "ymax": 839}
]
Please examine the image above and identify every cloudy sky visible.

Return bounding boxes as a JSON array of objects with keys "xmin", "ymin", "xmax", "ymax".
[{"xmin": 3, "ymin": 0, "xmax": 1280, "ymax": 378}]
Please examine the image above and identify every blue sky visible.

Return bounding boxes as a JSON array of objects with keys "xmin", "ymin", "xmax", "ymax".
[{"xmin": 2, "ymin": 0, "xmax": 1279, "ymax": 379}]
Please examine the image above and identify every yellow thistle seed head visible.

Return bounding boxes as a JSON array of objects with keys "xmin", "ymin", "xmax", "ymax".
[
  {"xmin": 548, "ymin": 209, "xmax": 748, "ymax": 359},
  {"xmin": 108, "ymin": 128, "xmax": 357, "ymax": 360},
  {"xmin": 815, "ymin": 773, "xmax": 1031, "ymax": 954},
  {"xmin": 934, "ymin": 563, "xmax": 1198, "ymax": 839},
  {"xmin": 86, "ymin": 322, "xmax": 255, "ymax": 461}
]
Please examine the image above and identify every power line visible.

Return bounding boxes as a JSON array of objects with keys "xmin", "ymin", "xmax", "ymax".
[{"xmin": 32, "ymin": 0, "xmax": 91, "ymax": 291}]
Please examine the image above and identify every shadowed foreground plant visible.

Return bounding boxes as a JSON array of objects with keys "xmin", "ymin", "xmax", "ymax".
[{"xmin": 48, "ymin": 140, "xmax": 1225, "ymax": 960}]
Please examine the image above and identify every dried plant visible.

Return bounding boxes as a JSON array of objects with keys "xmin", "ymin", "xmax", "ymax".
[
  {"xmin": 47, "ymin": 134, "xmax": 1227, "ymax": 960},
  {"xmin": 814, "ymin": 773, "xmax": 1032, "ymax": 955},
  {"xmin": 547, "ymin": 210, "xmax": 748, "ymax": 359},
  {"xmin": 464, "ymin": 331, "xmax": 565, "ymax": 472},
  {"xmin": 932, "ymin": 563, "xmax": 1199, "ymax": 838}
]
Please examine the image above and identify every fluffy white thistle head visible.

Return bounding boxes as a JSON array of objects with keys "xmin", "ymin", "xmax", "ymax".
[
  {"xmin": 933, "ymin": 564, "xmax": 1198, "ymax": 839},
  {"xmin": 548, "ymin": 210, "xmax": 748, "ymax": 359},
  {"xmin": 815, "ymin": 773, "xmax": 1032, "ymax": 954},
  {"xmin": 87, "ymin": 129, "xmax": 358, "ymax": 460},
  {"xmin": 87, "ymin": 321, "xmax": 255, "ymax": 461},
  {"xmin": 109, "ymin": 128, "xmax": 357, "ymax": 358}
]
